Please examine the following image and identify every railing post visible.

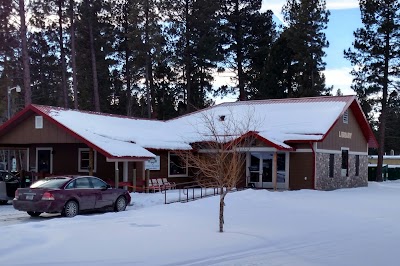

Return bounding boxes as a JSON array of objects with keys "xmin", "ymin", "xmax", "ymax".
[{"xmin": 145, "ymin": 169, "xmax": 150, "ymax": 193}]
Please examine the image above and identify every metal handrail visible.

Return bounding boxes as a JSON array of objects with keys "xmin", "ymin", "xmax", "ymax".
[{"xmin": 163, "ymin": 181, "xmax": 224, "ymax": 204}]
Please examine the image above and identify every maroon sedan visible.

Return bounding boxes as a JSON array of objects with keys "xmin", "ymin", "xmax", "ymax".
[{"xmin": 13, "ymin": 176, "xmax": 131, "ymax": 218}]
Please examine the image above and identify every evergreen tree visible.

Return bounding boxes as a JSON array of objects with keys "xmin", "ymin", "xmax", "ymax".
[
  {"xmin": 282, "ymin": 0, "xmax": 330, "ymax": 97},
  {"xmin": 0, "ymin": 0, "xmax": 22, "ymax": 119},
  {"xmin": 18, "ymin": 0, "xmax": 32, "ymax": 106},
  {"xmin": 385, "ymin": 91, "xmax": 400, "ymax": 154},
  {"xmin": 163, "ymin": 0, "xmax": 223, "ymax": 113},
  {"xmin": 75, "ymin": 0, "xmax": 115, "ymax": 112},
  {"xmin": 29, "ymin": 0, "xmax": 70, "ymax": 107},
  {"xmin": 245, "ymin": 10, "xmax": 277, "ymax": 99},
  {"xmin": 220, "ymin": 0, "xmax": 263, "ymax": 101},
  {"xmin": 29, "ymin": 31, "xmax": 61, "ymax": 106},
  {"xmin": 344, "ymin": 0, "xmax": 400, "ymax": 181}
]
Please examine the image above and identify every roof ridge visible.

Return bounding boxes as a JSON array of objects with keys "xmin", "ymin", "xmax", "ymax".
[{"xmin": 31, "ymin": 104, "xmax": 164, "ymax": 122}]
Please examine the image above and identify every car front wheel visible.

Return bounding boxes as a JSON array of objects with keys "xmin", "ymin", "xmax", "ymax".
[
  {"xmin": 62, "ymin": 200, "xmax": 79, "ymax": 217},
  {"xmin": 114, "ymin": 196, "xmax": 127, "ymax": 212},
  {"xmin": 0, "ymin": 200, "xmax": 8, "ymax": 205},
  {"xmin": 27, "ymin": 211, "xmax": 42, "ymax": 217}
]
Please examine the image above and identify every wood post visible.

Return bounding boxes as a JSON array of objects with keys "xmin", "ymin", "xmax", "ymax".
[
  {"xmin": 89, "ymin": 148, "xmax": 94, "ymax": 176},
  {"xmin": 133, "ymin": 169, "xmax": 137, "ymax": 193},
  {"xmin": 145, "ymin": 169, "xmax": 150, "ymax": 193},
  {"xmin": 114, "ymin": 161, "xmax": 119, "ymax": 189},
  {"xmin": 272, "ymin": 152, "xmax": 277, "ymax": 191}
]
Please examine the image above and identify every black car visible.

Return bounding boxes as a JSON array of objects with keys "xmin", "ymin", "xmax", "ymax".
[{"xmin": 0, "ymin": 171, "xmax": 20, "ymax": 204}]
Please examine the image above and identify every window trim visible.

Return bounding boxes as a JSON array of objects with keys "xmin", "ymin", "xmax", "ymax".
[
  {"xmin": 78, "ymin": 148, "xmax": 97, "ymax": 173},
  {"xmin": 168, "ymin": 151, "xmax": 188, "ymax": 177}
]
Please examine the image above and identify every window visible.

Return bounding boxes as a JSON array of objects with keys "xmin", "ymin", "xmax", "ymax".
[
  {"xmin": 78, "ymin": 148, "xmax": 97, "ymax": 172},
  {"xmin": 75, "ymin": 177, "xmax": 92, "ymax": 189},
  {"xmin": 341, "ymin": 149, "xmax": 349, "ymax": 177},
  {"xmin": 168, "ymin": 152, "xmax": 187, "ymax": 177},
  {"xmin": 355, "ymin": 155, "xmax": 360, "ymax": 176},
  {"xmin": 329, "ymin": 154, "xmax": 334, "ymax": 178},
  {"xmin": 35, "ymin": 116, "xmax": 43, "ymax": 129},
  {"xmin": 91, "ymin": 177, "xmax": 107, "ymax": 189},
  {"xmin": 343, "ymin": 110, "xmax": 349, "ymax": 124}
]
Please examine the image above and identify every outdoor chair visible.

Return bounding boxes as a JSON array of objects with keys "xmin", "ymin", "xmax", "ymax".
[
  {"xmin": 162, "ymin": 178, "xmax": 176, "ymax": 189},
  {"xmin": 148, "ymin": 178, "xmax": 162, "ymax": 193}
]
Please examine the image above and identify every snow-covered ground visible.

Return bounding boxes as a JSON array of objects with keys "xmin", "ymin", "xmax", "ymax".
[{"xmin": 0, "ymin": 182, "xmax": 399, "ymax": 266}]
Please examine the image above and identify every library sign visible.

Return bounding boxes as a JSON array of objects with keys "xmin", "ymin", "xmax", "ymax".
[{"xmin": 339, "ymin": 131, "xmax": 352, "ymax": 139}]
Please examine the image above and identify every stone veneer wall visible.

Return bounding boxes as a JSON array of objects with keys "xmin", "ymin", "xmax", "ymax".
[{"xmin": 315, "ymin": 153, "xmax": 368, "ymax": 190}]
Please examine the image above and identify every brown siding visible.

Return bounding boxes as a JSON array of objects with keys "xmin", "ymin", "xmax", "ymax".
[
  {"xmin": 1, "ymin": 115, "xmax": 80, "ymax": 144},
  {"xmin": 289, "ymin": 152, "xmax": 314, "ymax": 190},
  {"xmin": 290, "ymin": 143, "xmax": 312, "ymax": 150},
  {"xmin": 318, "ymin": 108, "xmax": 367, "ymax": 152}
]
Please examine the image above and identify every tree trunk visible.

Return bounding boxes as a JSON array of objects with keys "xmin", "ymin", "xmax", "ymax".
[
  {"xmin": 70, "ymin": 0, "xmax": 78, "ymax": 109},
  {"xmin": 18, "ymin": 0, "xmax": 31, "ymax": 106},
  {"xmin": 123, "ymin": 4, "xmax": 132, "ymax": 116},
  {"xmin": 87, "ymin": 0, "xmax": 100, "ymax": 112},
  {"xmin": 234, "ymin": 0, "xmax": 245, "ymax": 101},
  {"xmin": 376, "ymin": 27, "xmax": 391, "ymax": 182},
  {"xmin": 185, "ymin": 0, "xmax": 192, "ymax": 113},
  {"xmin": 58, "ymin": 0, "xmax": 68, "ymax": 108},
  {"xmin": 145, "ymin": 0, "xmax": 152, "ymax": 118},
  {"xmin": 219, "ymin": 191, "xmax": 227, "ymax": 232}
]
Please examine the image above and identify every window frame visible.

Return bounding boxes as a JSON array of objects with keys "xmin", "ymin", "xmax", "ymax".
[
  {"xmin": 355, "ymin": 155, "xmax": 360, "ymax": 176},
  {"xmin": 78, "ymin": 148, "xmax": 97, "ymax": 173},
  {"xmin": 329, "ymin": 154, "xmax": 334, "ymax": 178},
  {"xmin": 343, "ymin": 110, "xmax": 349, "ymax": 124},
  {"xmin": 341, "ymin": 148, "xmax": 349, "ymax": 177},
  {"xmin": 35, "ymin": 116, "xmax": 43, "ymax": 129},
  {"xmin": 168, "ymin": 152, "xmax": 188, "ymax": 177}
]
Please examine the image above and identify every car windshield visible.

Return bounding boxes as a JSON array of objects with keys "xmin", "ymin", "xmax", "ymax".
[{"xmin": 30, "ymin": 178, "xmax": 69, "ymax": 189}]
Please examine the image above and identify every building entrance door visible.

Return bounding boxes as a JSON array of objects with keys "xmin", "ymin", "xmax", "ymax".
[
  {"xmin": 247, "ymin": 152, "xmax": 288, "ymax": 189},
  {"xmin": 36, "ymin": 148, "xmax": 53, "ymax": 175},
  {"xmin": 248, "ymin": 152, "xmax": 273, "ymax": 188}
]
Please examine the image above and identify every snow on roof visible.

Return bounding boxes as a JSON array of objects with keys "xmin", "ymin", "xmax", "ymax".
[{"xmin": 32, "ymin": 96, "xmax": 355, "ymax": 158}]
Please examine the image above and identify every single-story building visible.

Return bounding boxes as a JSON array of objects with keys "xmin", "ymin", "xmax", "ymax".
[{"xmin": 0, "ymin": 95, "xmax": 377, "ymax": 191}]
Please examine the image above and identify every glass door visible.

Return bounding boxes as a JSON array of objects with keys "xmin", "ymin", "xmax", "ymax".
[
  {"xmin": 248, "ymin": 152, "xmax": 273, "ymax": 188},
  {"xmin": 247, "ymin": 152, "xmax": 287, "ymax": 189}
]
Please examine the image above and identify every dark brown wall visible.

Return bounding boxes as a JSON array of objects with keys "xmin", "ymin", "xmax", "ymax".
[
  {"xmin": 318, "ymin": 108, "xmax": 367, "ymax": 152},
  {"xmin": 290, "ymin": 143, "xmax": 312, "ymax": 150},
  {"xmin": 1, "ymin": 115, "xmax": 80, "ymax": 144},
  {"xmin": 289, "ymin": 152, "xmax": 314, "ymax": 190}
]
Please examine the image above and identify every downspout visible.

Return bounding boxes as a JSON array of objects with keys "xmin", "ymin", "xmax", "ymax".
[{"xmin": 310, "ymin": 141, "xmax": 316, "ymax": 190}]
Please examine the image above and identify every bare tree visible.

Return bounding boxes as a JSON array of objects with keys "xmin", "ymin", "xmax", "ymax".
[{"xmin": 180, "ymin": 108, "xmax": 257, "ymax": 232}]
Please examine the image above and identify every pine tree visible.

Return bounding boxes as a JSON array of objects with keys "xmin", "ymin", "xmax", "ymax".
[
  {"xmin": 163, "ymin": 0, "xmax": 223, "ymax": 113},
  {"xmin": 220, "ymin": 0, "xmax": 263, "ymax": 101},
  {"xmin": 344, "ymin": 0, "xmax": 400, "ymax": 181},
  {"xmin": 18, "ymin": 0, "xmax": 32, "ymax": 106},
  {"xmin": 0, "ymin": 0, "xmax": 22, "ymax": 119},
  {"xmin": 75, "ymin": 0, "xmax": 115, "ymax": 112},
  {"xmin": 282, "ymin": 0, "xmax": 330, "ymax": 97},
  {"xmin": 245, "ymin": 10, "xmax": 277, "ymax": 99},
  {"xmin": 29, "ymin": 0, "xmax": 70, "ymax": 107}
]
